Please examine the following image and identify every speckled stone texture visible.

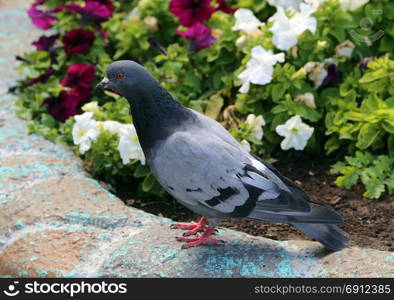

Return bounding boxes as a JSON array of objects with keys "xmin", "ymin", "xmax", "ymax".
[{"xmin": 0, "ymin": 0, "xmax": 393, "ymax": 278}]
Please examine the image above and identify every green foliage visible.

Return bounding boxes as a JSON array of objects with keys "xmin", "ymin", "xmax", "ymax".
[{"xmin": 331, "ymin": 152, "xmax": 394, "ymax": 199}]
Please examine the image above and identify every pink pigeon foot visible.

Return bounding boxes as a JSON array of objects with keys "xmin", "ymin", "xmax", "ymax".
[
  {"xmin": 176, "ymin": 227, "xmax": 224, "ymax": 249},
  {"xmin": 170, "ymin": 217, "xmax": 209, "ymax": 236}
]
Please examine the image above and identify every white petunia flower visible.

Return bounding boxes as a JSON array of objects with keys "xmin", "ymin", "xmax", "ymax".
[
  {"xmin": 268, "ymin": 0, "xmax": 303, "ymax": 11},
  {"xmin": 269, "ymin": 3, "xmax": 317, "ymax": 51},
  {"xmin": 339, "ymin": 0, "xmax": 369, "ymax": 11},
  {"xmin": 275, "ymin": 115, "xmax": 314, "ymax": 150},
  {"xmin": 72, "ymin": 112, "xmax": 100, "ymax": 154},
  {"xmin": 245, "ymin": 114, "xmax": 266, "ymax": 140},
  {"xmin": 268, "ymin": 0, "xmax": 325, "ymax": 10},
  {"xmin": 232, "ymin": 9, "xmax": 264, "ymax": 34},
  {"xmin": 335, "ymin": 40, "xmax": 355, "ymax": 58},
  {"xmin": 240, "ymin": 140, "xmax": 251, "ymax": 152},
  {"xmin": 98, "ymin": 120, "xmax": 124, "ymax": 135},
  {"xmin": 294, "ymin": 92, "xmax": 316, "ymax": 109},
  {"xmin": 238, "ymin": 45, "xmax": 285, "ymax": 93},
  {"xmin": 118, "ymin": 125, "xmax": 146, "ymax": 165},
  {"xmin": 304, "ymin": 61, "xmax": 328, "ymax": 88}
]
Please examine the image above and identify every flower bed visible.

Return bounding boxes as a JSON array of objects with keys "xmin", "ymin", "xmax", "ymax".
[{"xmin": 13, "ymin": 0, "xmax": 394, "ymax": 201}]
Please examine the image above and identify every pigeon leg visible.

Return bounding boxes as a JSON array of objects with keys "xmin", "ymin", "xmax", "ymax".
[
  {"xmin": 176, "ymin": 227, "xmax": 224, "ymax": 249},
  {"xmin": 170, "ymin": 217, "xmax": 208, "ymax": 235}
]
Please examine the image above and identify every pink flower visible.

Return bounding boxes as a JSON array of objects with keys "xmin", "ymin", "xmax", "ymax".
[
  {"xmin": 62, "ymin": 29, "xmax": 95, "ymax": 55},
  {"xmin": 61, "ymin": 64, "xmax": 95, "ymax": 90},
  {"xmin": 28, "ymin": 4, "xmax": 56, "ymax": 30},
  {"xmin": 32, "ymin": 34, "xmax": 59, "ymax": 51},
  {"xmin": 26, "ymin": 68, "xmax": 54, "ymax": 86},
  {"xmin": 217, "ymin": 0, "xmax": 237, "ymax": 14},
  {"xmin": 45, "ymin": 91, "xmax": 81, "ymax": 123},
  {"xmin": 177, "ymin": 22, "xmax": 215, "ymax": 52},
  {"xmin": 59, "ymin": 1, "xmax": 112, "ymax": 23},
  {"xmin": 169, "ymin": 0, "xmax": 215, "ymax": 27},
  {"xmin": 86, "ymin": 0, "xmax": 115, "ymax": 12}
]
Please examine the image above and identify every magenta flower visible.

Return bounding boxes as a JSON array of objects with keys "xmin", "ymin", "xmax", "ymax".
[
  {"xmin": 169, "ymin": 0, "xmax": 215, "ymax": 27},
  {"xmin": 28, "ymin": 4, "xmax": 56, "ymax": 30},
  {"xmin": 45, "ymin": 91, "xmax": 81, "ymax": 122},
  {"xmin": 32, "ymin": 34, "xmax": 59, "ymax": 51},
  {"xmin": 177, "ymin": 22, "xmax": 215, "ymax": 52},
  {"xmin": 217, "ymin": 0, "xmax": 237, "ymax": 14},
  {"xmin": 86, "ymin": 0, "xmax": 115, "ymax": 12},
  {"xmin": 62, "ymin": 29, "xmax": 95, "ymax": 55},
  {"xmin": 26, "ymin": 68, "xmax": 54, "ymax": 86},
  {"xmin": 59, "ymin": 1, "xmax": 112, "ymax": 23},
  {"xmin": 61, "ymin": 64, "xmax": 96, "ymax": 90}
]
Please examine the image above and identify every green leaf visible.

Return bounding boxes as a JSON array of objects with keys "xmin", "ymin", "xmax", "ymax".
[
  {"xmin": 356, "ymin": 123, "xmax": 382, "ymax": 149},
  {"xmin": 205, "ymin": 94, "xmax": 223, "ymax": 120},
  {"xmin": 133, "ymin": 164, "xmax": 150, "ymax": 178},
  {"xmin": 142, "ymin": 173, "xmax": 157, "ymax": 192},
  {"xmin": 272, "ymin": 84, "xmax": 286, "ymax": 102},
  {"xmin": 335, "ymin": 166, "xmax": 359, "ymax": 188}
]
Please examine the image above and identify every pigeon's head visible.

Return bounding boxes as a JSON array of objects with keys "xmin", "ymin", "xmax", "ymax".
[{"xmin": 96, "ymin": 60, "xmax": 156, "ymax": 96}]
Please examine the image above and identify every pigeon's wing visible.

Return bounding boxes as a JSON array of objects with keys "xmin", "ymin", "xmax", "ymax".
[
  {"xmin": 149, "ymin": 129, "xmax": 259, "ymax": 217},
  {"xmin": 149, "ymin": 129, "xmax": 342, "ymax": 224},
  {"xmin": 188, "ymin": 109, "xmax": 243, "ymax": 150}
]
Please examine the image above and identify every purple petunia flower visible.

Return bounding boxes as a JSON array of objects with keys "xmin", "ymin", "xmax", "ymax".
[
  {"xmin": 86, "ymin": 0, "xmax": 115, "ymax": 12},
  {"xmin": 169, "ymin": 0, "xmax": 215, "ymax": 27},
  {"xmin": 45, "ymin": 90, "xmax": 81, "ymax": 123},
  {"xmin": 358, "ymin": 57, "xmax": 374, "ymax": 70},
  {"xmin": 217, "ymin": 0, "xmax": 237, "ymax": 14},
  {"xmin": 32, "ymin": 34, "xmax": 59, "ymax": 51},
  {"xmin": 61, "ymin": 64, "xmax": 95, "ymax": 90},
  {"xmin": 28, "ymin": 4, "xmax": 56, "ymax": 30},
  {"xmin": 319, "ymin": 64, "xmax": 341, "ymax": 89},
  {"xmin": 177, "ymin": 22, "xmax": 215, "ymax": 52},
  {"xmin": 62, "ymin": 29, "xmax": 95, "ymax": 55},
  {"xmin": 59, "ymin": 1, "xmax": 112, "ymax": 24}
]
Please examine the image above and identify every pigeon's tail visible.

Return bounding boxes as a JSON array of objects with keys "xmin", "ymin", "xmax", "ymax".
[{"xmin": 292, "ymin": 223, "xmax": 349, "ymax": 251}]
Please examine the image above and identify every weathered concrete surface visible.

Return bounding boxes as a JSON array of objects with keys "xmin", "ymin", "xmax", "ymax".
[{"xmin": 0, "ymin": 0, "xmax": 393, "ymax": 278}]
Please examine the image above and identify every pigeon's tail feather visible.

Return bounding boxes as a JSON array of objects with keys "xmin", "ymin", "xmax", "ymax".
[
  {"xmin": 292, "ymin": 223, "xmax": 349, "ymax": 251},
  {"xmin": 247, "ymin": 203, "xmax": 344, "ymax": 224}
]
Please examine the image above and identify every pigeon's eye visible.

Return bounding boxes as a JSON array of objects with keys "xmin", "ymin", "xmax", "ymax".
[{"xmin": 116, "ymin": 72, "xmax": 125, "ymax": 79}]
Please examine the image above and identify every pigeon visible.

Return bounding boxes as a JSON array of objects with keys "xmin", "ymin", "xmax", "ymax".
[{"xmin": 96, "ymin": 60, "xmax": 349, "ymax": 251}]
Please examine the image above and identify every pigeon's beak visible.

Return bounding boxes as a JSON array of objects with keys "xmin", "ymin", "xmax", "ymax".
[{"xmin": 95, "ymin": 77, "xmax": 110, "ymax": 90}]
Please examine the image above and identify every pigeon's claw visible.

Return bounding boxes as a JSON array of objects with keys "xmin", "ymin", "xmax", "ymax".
[
  {"xmin": 177, "ymin": 227, "xmax": 224, "ymax": 249},
  {"xmin": 170, "ymin": 217, "xmax": 208, "ymax": 235}
]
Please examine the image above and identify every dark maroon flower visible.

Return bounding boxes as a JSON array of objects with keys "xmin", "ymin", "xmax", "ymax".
[
  {"xmin": 177, "ymin": 22, "xmax": 215, "ymax": 52},
  {"xmin": 217, "ymin": 0, "xmax": 237, "ymax": 14},
  {"xmin": 86, "ymin": 0, "xmax": 115, "ymax": 12},
  {"xmin": 33, "ymin": 0, "xmax": 45, "ymax": 5},
  {"xmin": 28, "ymin": 4, "xmax": 56, "ymax": 30},
  {"xmin": 61, "ymin": 64, "xmax": 95, "ymax": 90},
  {"xmin": 45, "ymin": 90, "xmax": 81, "ymax": 122},
  {"xmin": 319, "ymin": 64, "xmax": 341, "ymax": 89},
  {"xmin": 169, "ymin": 0, "xmax": 215, "ymax": 27},
  {"xmin": 59, "ymin": 1, "xmax": 112, "ymax": 23},
  {"xmin": 62, "ymin": 29, "xmax": 95, "ymax": 55},
  {"xmin": 26, "ymin": 68, "xmax": 54, "ymax": 86},
  {"xmin": 32, "ymin": 34, "xmax": 59, "ymax": 51}
]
